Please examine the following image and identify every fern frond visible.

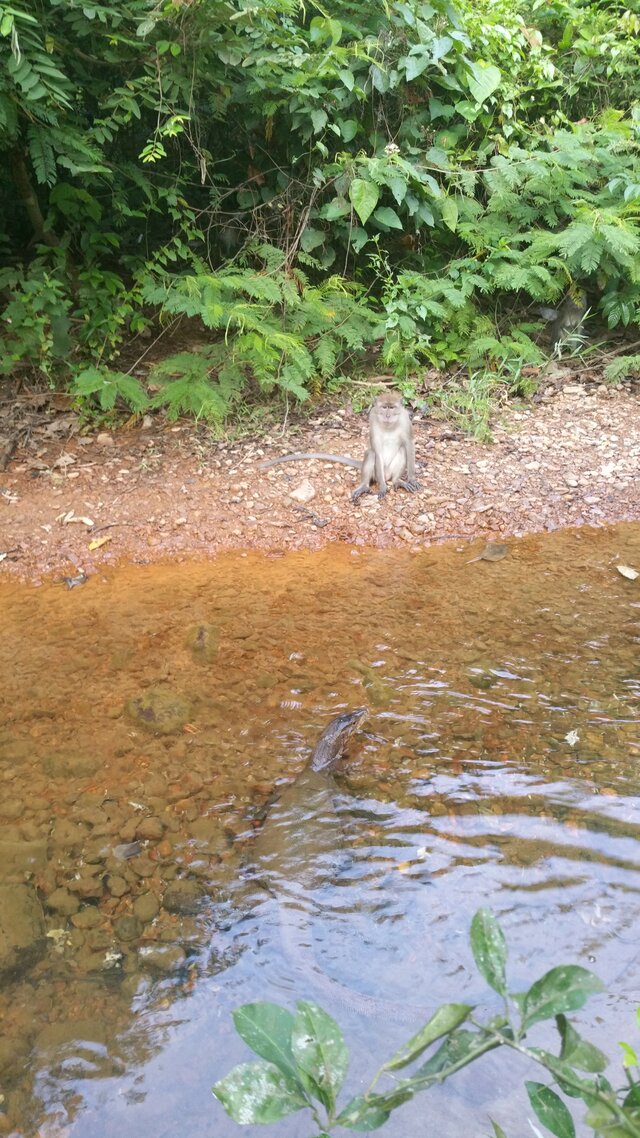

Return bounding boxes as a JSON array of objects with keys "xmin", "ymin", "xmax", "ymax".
[
  {"xmin": 603, "ymin": 355, "xmax": 640, "ymax": 382},
  {"xmin": 26, "ymin": 124, "xmax": 56, "ymax": 185}
]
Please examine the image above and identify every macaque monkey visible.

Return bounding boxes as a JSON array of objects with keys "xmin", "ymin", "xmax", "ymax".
[
  {"xmin": 259, "ymin": 392, "xmax": 421, "ymax": 503},
  {"xmin": 537, "ymin": 291, "xmax": 588, "ymax": 354}
]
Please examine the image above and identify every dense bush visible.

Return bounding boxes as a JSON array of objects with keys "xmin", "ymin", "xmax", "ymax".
[{"xmin": 1, "ymin": 0, "xmax": 639, "ymax": 424}]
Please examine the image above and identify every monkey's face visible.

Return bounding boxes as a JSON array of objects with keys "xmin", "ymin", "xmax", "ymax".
[{"xmin": 375, "ymin": 397, "xmax": 402, "ymax": 425}]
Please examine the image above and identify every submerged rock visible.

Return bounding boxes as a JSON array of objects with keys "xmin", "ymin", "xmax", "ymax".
[
  {"xmin": 0, "ymin": 884, "xmax": 46, "ymax": 980},
  {"xmin": 138, "ymin": 943, "xmax": 187, "ymax": 973},
  {"xmin": 186, "ymin": 623, "xmax": 220, "ymax": 663},
  {"xmin": 135, "ymin": 816, "xmax": 164, "ymax": 841},
  {"xmin": 163, "ymin": 879, "xmax": 204, "ymax": 915},
  {"xmin": 0, "ymin": 839, "xmax": 47, "ymax": 881},
  {"xmin": 125, "ymin": 688, "xmax": 192, "ymax": 735},
  {"xmin": 45, "ymin": 887, "xmax": 80, "ymax": 917},
  {"xmin": 113, "ymin": 915, "xmax": 142, "ymax": 943},
  {"xmin": 132, "ymin": 893, "xmax": 160, "ymax": 923},
  {"xmin": 43, "ymin": 751, "xmax": 102, "ymax": 779},
  {"xmin": 0, "ymin": 1034, "xmax": 30, "ymax": 1079}
]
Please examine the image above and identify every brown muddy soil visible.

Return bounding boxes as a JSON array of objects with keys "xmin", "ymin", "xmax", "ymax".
[{"xmin": 0, "ymin": 370, "xmax": 639, "ymax": 582}]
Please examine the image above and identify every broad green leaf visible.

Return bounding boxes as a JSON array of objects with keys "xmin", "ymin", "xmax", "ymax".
[
  {"xmin": 349, "ymin": 179, "xmax": 379, "ymax": 225},
  {"xmin": 339, "ymin": 119, "xmax": 358, "ymax": 142},
  {"xmin": 383, "ymin": 1004, "xmax": 472, "ymax": 1071},
  {"xmin": 455, "ymin": 98, "xmax": 483, "ymax": 123},
  {"xmin": 384, "ymin": 175, "xmax": 407, "ymax": 206},
  {"xmin": 292, "ymin": 1001, "xmax": 348, "ymax": 1113},
  {"xmin": 232, "ymin": 1003, "xmax": 297, "ymax": 1080},
  {"xmin": 339, "ymin": 69, "xmax": 355, "ymax": 90},
  {"xmin": 526, "ymin": 1082, "xmax": 575, "ymax": 1138},
  {"xmin": 435, "ymin": 128, "xmax": 461, "ymax": 149},
  {"xmin": 213, "ymin": 1060, "xmax": 307, "ymax": 1123},
  {"xmin": 557, "ymin": 1015, "xmax": 608, "ymax": 1073},
  {"xmin": 425, "ymin": 146, "xmax": 450, "ymax": 170},
  {"xmin": 370, "ymin": 66, "xmax": 388, "ymax": 93},
  {"xmin": 326, "ymin": 18, "xmax": 342, "ymax": 43},
  {"xmin": 335, "ymin": 1094, "xmax": 391, "ymax": 1131},
  {"xmin": 311, "ymin": 109, "xmax": 328, "ymax": 134},
  {"xmin": 417, "ymin": 203, "xmax": 435, "ymax": 227},
  {"xmin": 301, "ymin": 227, "xmax": 324, "ymax": 253},
  {"xmin": 350, "ymin": 227, "xmax": 369, "ymax": 252},
  {"xmin": 136, "ymin": 17, "xmax": 156, "ymax": 37},
  {"xmin": 470, "ymin": 909, "xmax": 507, "ymax": 996},
  {"xmin": 429, "ymin": 96, "xmax": 454, "ymax": 121},
  {"xmin": 310, "ymin": 16, "xmax": 342, "ymax": 43},
  {"xmin": 466, "ymin": 62, "xmax": 501, "ymax": 105},
  {"xmin": 403, "ymin": 51, "xmax": 430, "ymax": 81},
  {"xmin": 319, "ymin": 197, "xmax": 350, "ymax": 220},
  {"xmin": 522, "ymin": 967, "xmax": 603, "ymax": 1030},
  {"xmin": 441, "ymin": 197, "xmax": 458, "ymax": 232},
  {"xmin": 373, "ymin": 206, "xmax": 403, "ymax": 229},
  {"xmin": 432, "ymin": 35, "xmax": 453, "ymax": 61}
]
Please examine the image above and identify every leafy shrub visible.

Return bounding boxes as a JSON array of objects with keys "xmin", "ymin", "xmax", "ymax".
[
  {"xmin": 1, "ymin": 0, "xmax": 640, "ymax": 422},
  {"xmin": 213, "ymin": 909, "xmax": 639, "ymax": 1138}
]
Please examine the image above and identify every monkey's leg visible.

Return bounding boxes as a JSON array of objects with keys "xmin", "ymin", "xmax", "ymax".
[{"xmin": 374, "ymin": 452, "xmax": 388, "ymax": 499}]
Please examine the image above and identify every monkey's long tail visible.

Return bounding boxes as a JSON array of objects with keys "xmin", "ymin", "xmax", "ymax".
[{"xmin": 259, "ymin": 453, "xmax": 361, "ymax": 470}]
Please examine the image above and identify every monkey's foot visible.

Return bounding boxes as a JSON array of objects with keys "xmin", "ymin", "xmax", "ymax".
[
  {"xmin": 377, "ymin": 487, "xmax": 388, "ymax": 500},
  {"xmin": 396, "ymin": 479, "xmax": 421, "ymax": 493},
  {"xmin": 351, "ymin": 487, "xmax": 370, "ymax": 503}
]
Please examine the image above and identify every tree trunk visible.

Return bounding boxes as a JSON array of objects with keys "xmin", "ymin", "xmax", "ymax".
[{"xmin": 11, "ymin": 147, "xmax": 59, "ymax": 247}]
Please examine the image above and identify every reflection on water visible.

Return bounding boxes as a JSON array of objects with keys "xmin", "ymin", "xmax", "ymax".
[{"xmin": 0, "ymin": 523, "xmax": 639, "ymax": 1137}]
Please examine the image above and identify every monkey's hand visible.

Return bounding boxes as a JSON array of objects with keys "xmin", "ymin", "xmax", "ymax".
[
  {"xmin": 351, "ymin": 486, "xmax": 369, "ymax": 503},
  {"xmin": 397, "ymin": 479, "xmax": 421, "ymax": 493},
  {"xmin": 377, "ymin": 486, "xmax": 388, "ymax": 500}
]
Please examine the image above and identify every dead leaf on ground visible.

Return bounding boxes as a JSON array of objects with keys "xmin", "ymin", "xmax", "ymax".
[
  {"xmin": 88, "ymin": 535, "xmax": 112, "ymax": 551},
  {"xmin": 616, "ymin": 564, "xmax": 639, "ymax": 580},
  {"xmin": 467, "ymin": 542, "xmax": 509, "ymax": 564},
  {"xmin": 57, "ymin": 510, "xmax": 95, "ymax": 526}
]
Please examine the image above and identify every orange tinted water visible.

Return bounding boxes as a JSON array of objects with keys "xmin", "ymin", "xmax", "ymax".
[{"xmin": 0, "ymin": 524, "xmax": 639, "ymax": 1136}]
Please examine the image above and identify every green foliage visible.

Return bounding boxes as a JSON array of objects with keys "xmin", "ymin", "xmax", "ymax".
[
  {"xmin": 0, "ymin": 258, "xmax": 71, "ymax": 377},
  {"xmin": 72, "ymin": 366, "xmax": 149, "ymax": 415},
  {"xmin": 1, "ymin": 0, "xmax": 640, "ymax": 418},
  {"xmin": 212, "ymin": 909, "xmax": 640, "ymax": 1138},
  {"xmin": 429, "ymin": 360, "xmax": 539, "ymax": 442},
  {"xmin": 603, "ymin": 355, "xmax": 640, "ymax": 385},
  {"xmin": 141, "ymin": 249, "xmax": 379, "ymax": 409}
]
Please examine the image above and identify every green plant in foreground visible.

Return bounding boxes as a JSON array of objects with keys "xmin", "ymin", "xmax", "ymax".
[{"xmin": 212, "ymin": 909, "xmax": 640, "ymax": 1137}]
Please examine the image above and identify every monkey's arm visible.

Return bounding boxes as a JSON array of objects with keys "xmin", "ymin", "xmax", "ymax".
[
  {"xmin": 399, "ymin": 435, "xmax": 421, "ymax": 492},
  {"xmin": 259, "ymin": 453, "xmax": 361, "ymax": 470}
]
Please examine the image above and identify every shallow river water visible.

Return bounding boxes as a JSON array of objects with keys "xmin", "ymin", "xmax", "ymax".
[{"xmin": 1, "ymin": 523, "xmax": 639, "ymax": 1138}]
